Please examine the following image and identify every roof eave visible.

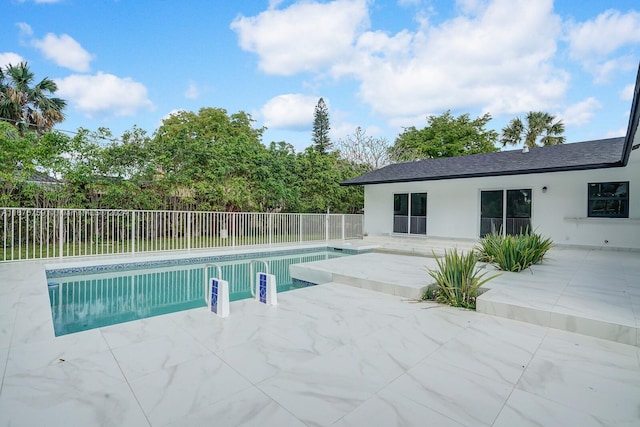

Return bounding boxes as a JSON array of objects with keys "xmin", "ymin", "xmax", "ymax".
[
  {"xmin": 339, "ymin": 161, "xmax": 624, "ymax": 186},
  {"xmin": 622, "ymin": 63, "xmax": 640, "ymax": 165}
]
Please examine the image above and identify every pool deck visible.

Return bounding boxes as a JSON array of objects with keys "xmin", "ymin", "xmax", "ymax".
[{"xmin": 1, "ymin": 238, "xmax": 640, "ymax": 426}]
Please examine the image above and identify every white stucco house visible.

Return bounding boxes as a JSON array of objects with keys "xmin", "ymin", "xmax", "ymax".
[{"xmin": 342, "ymin": 68, "xmax": 640, "ymax": 250}]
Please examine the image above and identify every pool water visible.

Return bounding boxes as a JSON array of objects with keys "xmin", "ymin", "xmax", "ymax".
[{"xmin": 47, "ymin": 249, "xmax": 347, "ymax": 336}]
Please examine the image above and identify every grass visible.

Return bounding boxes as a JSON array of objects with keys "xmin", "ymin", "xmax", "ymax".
[{"xmin": 425, "ymin": 249, "xmax": 499, "ymax": 309}]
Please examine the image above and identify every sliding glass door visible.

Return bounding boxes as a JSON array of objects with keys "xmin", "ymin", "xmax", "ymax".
[
  {"xmin": 480, "ymin": 189, "xmax": 531, "ymax": 237},
  {"xmin": 394, "ymin": 193, "xmax": 427, "ymax": 235}
]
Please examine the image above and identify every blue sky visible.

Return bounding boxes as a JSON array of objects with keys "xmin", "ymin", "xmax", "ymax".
[{"xmin": 2, "ymin": 0, "xmax": 639, "ymax": 152}]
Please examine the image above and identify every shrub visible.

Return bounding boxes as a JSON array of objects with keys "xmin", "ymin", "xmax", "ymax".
[
  {"xmin": 476, "ymin": 231, "xmax": 553, "ymax": 272},
  {"xmin": 425, "ymin": 249, "xmax": 499, "ymax": 309}
]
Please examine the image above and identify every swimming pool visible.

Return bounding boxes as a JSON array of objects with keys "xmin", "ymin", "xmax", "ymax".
[{"xmin": 46, "ymin": 248, "xmax": 350, "ymax": 336}]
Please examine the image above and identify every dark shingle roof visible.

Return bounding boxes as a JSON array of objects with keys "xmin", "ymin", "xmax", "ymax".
[{"xmin": 341, "ymin": 137, "xmax": 626, "ymax": 186}]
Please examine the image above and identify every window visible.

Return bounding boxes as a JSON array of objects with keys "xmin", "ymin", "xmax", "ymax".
[{"xmin": 588, "ymin": 182, "xmax": 629, "ymax": 218}]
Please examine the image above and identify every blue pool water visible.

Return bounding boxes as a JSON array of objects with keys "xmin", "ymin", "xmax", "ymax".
[{"xmin": 46, "ymin": 248, "xmax": 349, "ymax": 336}]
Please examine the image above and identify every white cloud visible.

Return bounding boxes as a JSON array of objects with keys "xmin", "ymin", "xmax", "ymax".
[
  {"xmin": 231, "ymin": 0, "xmax": 369, "ymax": 76},
  {"xmin": 261, "ymin": 94, "xmax": 324, "ymax": 130},
  {"xmin": 567, "ymin": 10, "xmax": 640, "ymax": 60},
  {"xmin": 567, "ymin": 10, "xmax": 640, "ymax": 81},
  {"xmin": 268, "ymin": 0, "xmax": 284, "ymax": 9},
  {"xmin": 558, "ymin": 97, "xmax": 601, "ymax": 126},
  {"xmin": 16, "ymin": 22, "xmax": 33, "ymax": 37},
  {"xmin": 32, "ymin": 33, "xmax": 93, "ymax": 72},
  {"xmin": 337, "ymin": 0, "xmax": 566, "ymax": 119},
  {"xmin": 184, "ymin": 82, "xmax": 199, "ymax": 99},
  {"xmin": 605, "ymin": 126, "xmax": 628, "ymax": 138},
  {"xmin": 55, "ymin": 72, "xmax": 154, "ymax": 118},
  {"xmin": 620, "ymin": 83, "xmax": 635, "ymax": 101},
  {"xmin": 0, "ymin": 52, "xmax": 24, "ymax": 68}
]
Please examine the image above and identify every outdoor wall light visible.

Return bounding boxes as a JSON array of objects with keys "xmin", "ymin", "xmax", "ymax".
[{"xmin": 542, "ymin": 186, "xmax": 548, "ymax": 193}]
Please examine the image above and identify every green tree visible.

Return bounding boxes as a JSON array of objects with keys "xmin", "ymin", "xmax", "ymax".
[
  {"xmin": 149, "ymin": 108, "xmax": 268, "ymax": 211},
  {"xmin": 0, "ymin": 122, "xmax": 71, "ymax": 206},
  {"xmin": 312, "ymin": 98, "xmax": 332, "ymax": 154},
  {"xmin": 255, "ymin": 142, "xmax": 301, "ymax": 212},
  {"xmin": 295, "ymin": 148, "xmax": 365, "ymax": 213},
  {"xmin": 0, "ymin": 61, "xmax": 67, "ymax": 133},
  {"xmin": 501, "ymin": 111, "xmax": 565, "ymax": 148},
  {"xmin": 389, "ymin": 111, "xmax": 498, "ymax": 163}
]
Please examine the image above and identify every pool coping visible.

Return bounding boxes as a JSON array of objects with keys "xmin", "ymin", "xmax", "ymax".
[{"xmin": 44, "ymin": 242, "xmax": 371, "ymax": 278}]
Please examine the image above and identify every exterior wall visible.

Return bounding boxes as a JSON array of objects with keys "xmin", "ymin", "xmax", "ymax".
[{"xmin": 363, "ymin": 149, "xmax": 640, "ymax": 249}]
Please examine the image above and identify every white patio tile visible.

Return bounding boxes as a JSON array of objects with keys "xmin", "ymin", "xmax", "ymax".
[
  {"xmin": 0, "ymin": 320, "xmax": 12, "ymax": 350},
  {"xmin": 334, "ymin": 392, "xmax": 465, "ymax": 427},
  {"xmin": 258, "ymin": 342, "xmax": 398, "ymax": 427},
  {"xmin": 217, "ymin": 328, "xmax": 327, "ymax": 384},
  {"xmin": 0, "ymin": 346, "xmax": 8, "ymax": 387},
  {"xmin": 10, "ymin": 294, "xmax": 56, "ymax": 346},
  {"xmin": 0, "ymin": 291, "xmax": 19, "ymax": 325},
  {"xmin": 5, "ymin": 328, "xmax": 109, "ymax": 376},
  {"xmin": 383, "ymin": 358, "xmax": 513, "ymax": 427},
  {"xmin": 100, "ymin": 314, "xmax": 190, "ymax": 350},
  {"xmin": 0, "ymin": 350, "xmax": 148, "ymax": 427},
  {"xmin": 428, "ymin": 322, "xmax": 544, "ymax": 385},
  {"xmin": 128, "ymin": 352, "xmax": 252, "ymax": 427},
  {"xmin": 164, "ymin": 387, "xmax": 305, "ymax": 427},
  {"xmin": 494, "ymin": 389, "xmax": 610, "ymax": 427},
  {"xmin": 537, "ymin": 329, "xmax": 640, "ymax": 374},
  {"xmin": 111, "ymin": 332, "xmax": 211, "ymax": 380},
  {"xmin": 548, "ymin": 311, "xmax": 637, "ymax": 346},
  {"xmin": 517, "ymin": 352, "xmax": 640, "ymax": 423}
]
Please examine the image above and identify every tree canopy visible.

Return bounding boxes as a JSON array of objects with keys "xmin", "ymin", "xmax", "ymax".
[
  {"xmin": 501, "ymin": 111, "xmax": 565, "ymax": 148},
  {"xmin": 0, "ymin": 61, "xmax": 67, "ymax": 134},
  {"xmin": 312, "ymin": 98, "xmax": 332, "ymax": 154},
  {"xmin": 388, "ymin": 111, "xmax": 499, "ymax": 163},
  {"xmin": 1, "ymin": 108, "xmax": 365, "ymax": 213}
]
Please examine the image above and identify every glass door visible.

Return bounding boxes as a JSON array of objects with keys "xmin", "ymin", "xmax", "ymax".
[
  {"xmin": 480, "ymin": 190, "xmax": 503, "ymax": 237},
  {"xmin": 410, "ymin": 193, "xmax": 427, "ymax": 234},
  {"xmin": 393, "ymin": 194, "xmax": 409, "ymax": 233},
  {"xmin": 506, "ymin": 189, "xmax": 532, "ymax": 234},
  {"xmin": 480, "ymin": 189, "xmax": 531, "ymax": 236}
]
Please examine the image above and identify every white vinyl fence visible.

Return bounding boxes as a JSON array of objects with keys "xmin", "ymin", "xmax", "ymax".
[{"xmin": 1, "ymin": 208, "xmax": 363, "ymax": 262}]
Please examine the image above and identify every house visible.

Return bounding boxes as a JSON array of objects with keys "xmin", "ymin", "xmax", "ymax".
[{"xmin": 341, "ymin": 67, "xmax": 640, "ymax": 250}]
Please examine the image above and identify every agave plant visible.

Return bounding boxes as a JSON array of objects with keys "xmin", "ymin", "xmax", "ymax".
[
  {"xmin": 476, "ymin": 230, "xmax": 553, "ymax": 272},
  {"xmin": 425, "ymin": 249, "xmax": 499, "ymax": 309}
]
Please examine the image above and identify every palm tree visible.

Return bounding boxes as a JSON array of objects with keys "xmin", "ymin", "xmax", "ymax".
[
  {"xmin": 501, "ymin": 111, "xmax": 565, "ymax": 148},
  {"xmin": 0, "ymin": 61, "xmax": 67, "ymax": 134}
]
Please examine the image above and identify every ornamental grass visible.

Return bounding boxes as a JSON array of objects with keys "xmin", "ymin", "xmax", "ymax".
[
  {"xmin": 425, "ymin": 249, "xmax": 499, "ymax": 309},
  {"xmin": 476, "ymin": 230, "xmax": 553, "ymax": 272}
]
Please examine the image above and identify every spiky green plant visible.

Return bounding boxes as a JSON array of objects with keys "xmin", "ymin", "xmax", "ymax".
[
  {"xmin": 425, "ymin": 249, "xmax": 499, "ymax": 309},
  {"xmin": 476, "ymin": 231, "xmax": 553, "ymax": 272}
]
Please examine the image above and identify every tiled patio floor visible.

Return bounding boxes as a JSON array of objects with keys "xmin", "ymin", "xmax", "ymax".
[{"xmin": 1, "ymin": 241, "xmax": 639, "ymax": 426}]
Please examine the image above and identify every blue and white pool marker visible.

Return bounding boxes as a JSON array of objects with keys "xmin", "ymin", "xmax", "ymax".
[
  {"xmin": 207, "ymin": 277, "xmax": 230, "ymax": 317},
  {"xmin": 257, "ymin": 272, "xmax": 277, "ymax": 306}
]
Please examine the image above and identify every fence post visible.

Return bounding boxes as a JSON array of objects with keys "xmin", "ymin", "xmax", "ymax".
[
  {"xmin": 342, "ymin": 215, "xmax": 345, "ymax": 240},
  {"xmin": 232, "ymin": 213, "xmax": 236, "ymax": 247},
  {"xmin": 325, "ymin": 212, "xmax": 329, "ymax": 242},
  {"xmin": 187, "ymin": 211, "xmax": 191, "ymax": 251},
  {"xmin": 268, "ymin": 213, "xmax": 273, "ymax": 245},
  {"xmin": 131, "ymin": 210, "xmax": 136, "ymax": 255},
  {"xmin": 58, "ymin": 208, "xmax": 63, "ymax": 259},
  {"xmin": 299, "ymin": 214, "xmax": 303, "ymax": 243}
]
